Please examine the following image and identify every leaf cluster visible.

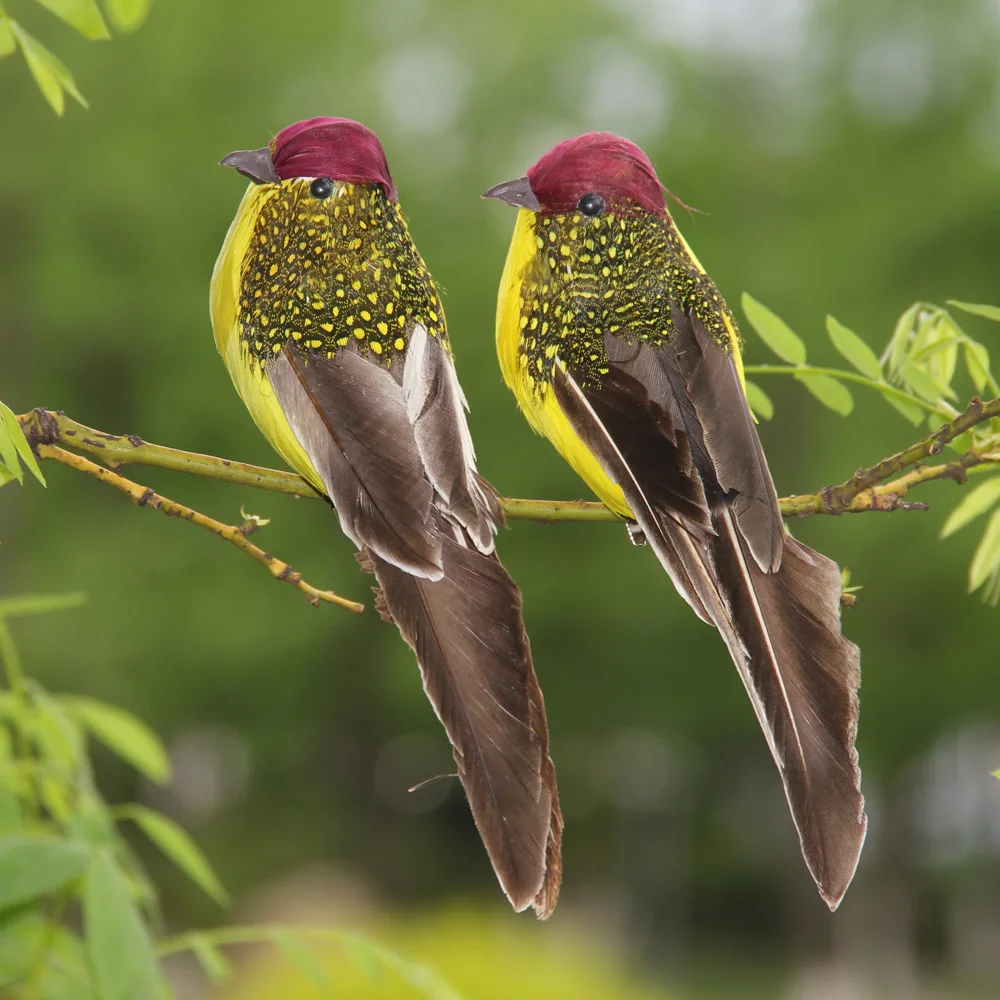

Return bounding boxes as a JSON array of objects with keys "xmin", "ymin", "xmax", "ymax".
[
  {"xmin": 0, "ymin": 599, "xmax": 461, "ymax": 999},
  {"xmin": 741, "ymin": 297, "xmax": 1000, "ymax": 603},
  {"xmin": 0, "ymin": 0, "xmax": 151, "ymax": 114}
]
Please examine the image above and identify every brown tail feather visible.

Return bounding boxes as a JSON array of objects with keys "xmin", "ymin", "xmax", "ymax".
[
  {"xmin": 368, "ymin": 533, "xmax": 562, "ymax": 917},
  {"xmin": 641, "ymin": 506, "xmax": 865, "ymax": 908},
  {"xmin": 708, "ymin": 515, "xmax": 865, "ymax": 908}
]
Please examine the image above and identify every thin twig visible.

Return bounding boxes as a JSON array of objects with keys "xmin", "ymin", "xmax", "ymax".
[{"xmin": 36, "ymin": 444, "xmax": 363, "ymax": 613}]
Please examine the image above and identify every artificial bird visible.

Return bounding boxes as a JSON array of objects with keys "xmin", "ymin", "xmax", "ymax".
[
  {"xmin": 484, "ymin": 132, "xmax": 866, "ymax": 909},
  {"xmin": 210, "ymin": 117, "xmax": 561, "ymax": 917}
]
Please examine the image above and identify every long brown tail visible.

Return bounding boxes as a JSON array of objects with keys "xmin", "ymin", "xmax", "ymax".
[
  {"xmin": 705, "ymin": 513, "xmax": 865, "ymax": 908},
  {"xmin": 369, "ymin": 533, "xmax": 563, "ymax": 918}
]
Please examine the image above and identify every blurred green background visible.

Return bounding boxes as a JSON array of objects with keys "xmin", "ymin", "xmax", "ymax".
[{"xmin": 3, "ymin": 0, "xmax": 1000, "ymax": 996}]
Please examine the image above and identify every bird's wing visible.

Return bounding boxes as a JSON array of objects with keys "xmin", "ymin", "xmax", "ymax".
[
  {"xmin": 269, "ymin": 346, "xmax": 443, "ymax": 579},
  {"xmin": 552, "ymin": 311, "xmax": 865, "ymax": 909},
  {"xmin": 402, "ymin": 324, "xmax": 497, "ymax": 553},
  {"xmin": 270, "ymin": 341, "xmax": 562, "ymax": 917}
]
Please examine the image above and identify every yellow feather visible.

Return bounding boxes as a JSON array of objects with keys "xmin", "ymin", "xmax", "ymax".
[
  {"xmin": 210, "ymin": 183, "xmax": 327, "ymax": 495},
  {"xmin": 494, "ymin": 209, "xmax": 632, "ymax": 518}
]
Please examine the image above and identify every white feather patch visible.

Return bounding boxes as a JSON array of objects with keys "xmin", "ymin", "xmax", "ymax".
[{"xmin": 404, "ymin": 324, "xmax": 495, "ymax": 552}]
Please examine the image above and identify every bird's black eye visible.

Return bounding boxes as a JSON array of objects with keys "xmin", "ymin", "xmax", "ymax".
[
  {"xmin": 577, "ymin": 192, "xmax": 605, "ymax": 216},
  {"xmin": 310, "ymin": 177, "xmax": 333, "ymax": 200}
]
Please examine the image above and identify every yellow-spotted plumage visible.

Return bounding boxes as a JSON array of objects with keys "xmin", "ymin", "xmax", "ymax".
[
  {"xmin": 486, "ymin": 131, "xmax": 865, "ymax": 910},
  {"xmin": 211, "ymin": 118, "xmax": 562, "ymax": 917},
  {"xmin": 494, "ymin": 204, "xmax": 749, "ymax": 518},
  {"xmin": 212, "ymin": 182, "xmax": 323, "ymax": 491},
  {"xmin": 495, "ymin": 208, "xmax": 631, "ymax": 516}
]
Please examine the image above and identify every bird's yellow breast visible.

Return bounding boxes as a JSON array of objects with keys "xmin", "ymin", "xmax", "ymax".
[
  {"xmin": 210, "ymin": 183, "xmax": 326, "ymax": 494},
  {"xmin": 494, "ymin": 209, "xmax": 631, "ymax": 518}
]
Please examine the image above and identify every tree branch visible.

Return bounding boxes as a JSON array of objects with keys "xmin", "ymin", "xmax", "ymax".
[
  {"xmin": 12, "ymin": 396, "xmax": 1000, "ymax": 611},
  {"xmin": 35, "ymin": 442, "xmax": 364, "ymax": 614},
  {"xmin": 801, "ymin": 395, "xmax": 1000, "ymax": 516},
  {"xmin": 18, "ymin": 402, "xmax": 1000, "ymax": 526}
]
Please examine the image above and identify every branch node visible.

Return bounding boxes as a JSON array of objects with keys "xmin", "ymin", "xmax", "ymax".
[{"xmin": 820, "ymin": 485, "xmax": 841, "ymax": 515}]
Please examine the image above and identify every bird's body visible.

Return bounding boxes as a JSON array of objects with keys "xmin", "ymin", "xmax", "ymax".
[
  {"xmin": 486, "ymin": 133, "xmax": 866, "ymax": 909},
  {"xmin": 211, "ymin": 118, "xmax": 561, "ymax": 917},
  {"xmin": 495, "ymin": 202, "xmax": 748, "ymax": 518},
  {"xmin": 212, "ymin": 175, "xmax": 448, "ymax": 495}
]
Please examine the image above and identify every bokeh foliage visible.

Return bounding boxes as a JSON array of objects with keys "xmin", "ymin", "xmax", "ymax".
[{"xmin": 3, "ymin": 0, "xmax": 1000, "ymax": 993}]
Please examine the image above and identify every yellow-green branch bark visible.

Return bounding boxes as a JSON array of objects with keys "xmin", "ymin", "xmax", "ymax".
[
  {"xmin": 18, "ymin": 401, "xmax": 1000, "ymax": 523},
  {"xmin": 36, "ymin": 443, "xmax": 363, "ymax": 613}
]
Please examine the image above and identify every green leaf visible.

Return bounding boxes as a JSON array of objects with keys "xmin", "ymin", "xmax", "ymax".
[
  {"xmin": 103, "ymin": 0, "xmax": 152, "ymax": 32},
  {"xmin": 0, "ymin": 463, "xmax": 18, "ymax": 487},
  {"xmin": 741, "ymin": 293, "xmax": 807, "ymax": 365},
  {"xmin": 949, "ymin": 431, "xmax": 973, "ymax": 455},
  {"xmin": 271, "ymin": 930, "xmax": 332, "ymax": 993},
  {"xmin": 68, "ymin": 797, "xmax": 118, "ymax": 850},
  {"xmin": 969, "ymin": 508, "xmax": 1000, "ymax": 593},
  {"xmin": 794, "ymin": 373, "xmax": 854, "ymax": 416},
  {"xmin": 885, "ymin": 303, "xmax": 921, "ymax": 377},
  {"xmin": 84, "ymin": 849, "xmax": 159, "ymax": 1000},
  {"xmin": 965, "ymin": 341, "xmax": 991, "ymax": 393},
  {"xmin": 948, "ymin": 300, "xmax": 1000, "ymax": 323},
  {"xmin": 33, "ymin": 0, "xmax": 110, "ymax": 40},
  {"xmin": 66, "ymin": 697, "xmax": 170, "ymax": 783},
  {"xmin": 0, "ymin": 403, "xmax": 45, "ymax": 486},
  {"xmin": 941, "ymin": 478, "xmax": 1000, "ymax": 538},
  {"xmin": 0, "ymin": 19, "xmax": 16, "ymax": 58},
  {"xmin": 28, "ymin": 924, "xmax": 98, "ymax": 1000},
  {"xmin": 743, "ymin": 380, "xmax": 773, "ymax": 420},
  {"xmin": 0, "ymin": 835, "xmax": 88, "ymax": 910},
  {"xmin": 11, "ymin": 22, "xmax": 65, "ymax": 113},
  {"xmin": 0, "ymin": 423, "xmax": 22, "ymax": 487},
  {"xmin": 880, "ymin": 389, "xmax": 924, "ymax": 425},
  {"xmin": 0, "ymin": 776, "xmax": 22, "ymax": 836},
  {"xmin": 826, "ymin": 315, "xmax": 882, "ymax": 380},
  {"xmin": 192, "ymin": 936, "xmax": 231, "ymax": 985},
  {"xmin": 922, "ymin": 317, "xmax": 960, "ymax": 388},
  {"xmin": 901, "ymin": 362, "xmax": 949, "ymax": 404},
  {"xmin": 30, "ymin": 689, "xmax": 83, "ymax": 772},
  {"xmin": 125, "ymin": 806, "xmax": 227, "ymax": 906},
  {"xmin": 0, "ymin": 593, "xmax": 85, "ymax": 618}
]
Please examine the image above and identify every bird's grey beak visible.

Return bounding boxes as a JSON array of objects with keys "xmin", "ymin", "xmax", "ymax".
[
  {"xmin": 220, "ymin": 146, "xmax": 280, "ymax": 185},
  {"xmin": 481, "ymin": 176, "xmax": 541, "ymax": 212}
]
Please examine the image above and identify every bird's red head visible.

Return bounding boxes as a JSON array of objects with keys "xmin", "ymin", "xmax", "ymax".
[
  {"xmin": 221, "ymin": 117, "xmax": 398, "ymax": 202},
  {"xmin": 483, "ymin": 132, "xmax": 668, "ymax": 218},
  {"xmin": 271, "ymin": 118, "xmax": 397, "ymax": 201}
]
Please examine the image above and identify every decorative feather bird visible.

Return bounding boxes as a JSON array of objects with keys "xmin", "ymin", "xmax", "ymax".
[
  {"xmin": 484, "ymin": 132, "xmax": 865, "ymax": 909},
  {"xmin": 211, "ymin": 117, "xmax": 561, "ymax": 916}
]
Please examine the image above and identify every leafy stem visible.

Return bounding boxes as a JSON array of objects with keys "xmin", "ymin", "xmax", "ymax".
[{"xmin": 742, "ymin": 363, "xmax": 943, "ymax": 415}]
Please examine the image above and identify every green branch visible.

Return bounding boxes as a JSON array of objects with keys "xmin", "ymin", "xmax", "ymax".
[
  {"xmin": 18, "ymin": 404, "xmax": 1000, "ymax": 523},
  {"xmin": 10, "ymin": 398, "xmax": 1000, "ymax": 612}
]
